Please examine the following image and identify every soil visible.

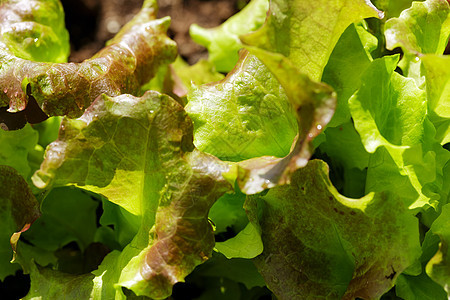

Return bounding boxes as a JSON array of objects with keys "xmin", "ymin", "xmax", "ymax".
[{"xmin": 60, "ymin": 0, "xmax": 247, "ymax": 64}]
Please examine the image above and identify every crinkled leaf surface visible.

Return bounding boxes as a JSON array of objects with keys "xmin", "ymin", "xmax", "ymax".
[
  {"xmin": 384, "ymin": 0, "xmax": 450, "ymax": 82},
  {"xmin": 248, "ymin": 159, "xmax": 421, "ymax": 300},
  {"xmin": 241, "ymin": 0, "xmax": 383, "ymax": 81},
  {"xmin": 190, "ymin": 0, "xmax": 269, "ymax": 73},
  {"xmin": 230, "ymin": 0, "xmax": 381, "ymax": 194},
  {"xmin": 0, "ymin": 0, "xmax": 177, "ymax": 129},
  {"xmin": 426, "ymin": 203, "xmax": 450, "ymax": 294},
  {"xmin": 0, "ymin": 165, "xmax": 40, "ymax": 280},
  {"xmin": 118, "ymin": 149, "xmax": 231, "ymax": 298},
  {"xmin": 185, "ymin": 51, "xmax": 297, "ymax": 162},
  {"xmin": 349, "ymin": 55, "xmax": 426, "ymax": 149},
  {"xmin": 33, "ymin": 91, "xmax": 232, "ymax": 298},
  {"xmin": 0, "ymin": 0, "xmax": 69, "ymax": 63},
  {"xmin": 231, "ymin": 55, "xmax": 336, "ymax": 194},
  {"xmin": 349, "ymin": 55, "xmax": 450, "ymax": 209},
  {"xmin": 385, "ymin": 0, "xmax": 450, "ymax": 57}
]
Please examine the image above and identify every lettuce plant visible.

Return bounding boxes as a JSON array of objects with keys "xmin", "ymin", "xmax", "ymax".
[{"xmin": 0, "ymin": 0, "xmax": 449, "ymax": 299}]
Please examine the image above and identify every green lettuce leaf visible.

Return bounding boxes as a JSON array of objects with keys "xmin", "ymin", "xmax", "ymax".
[
  {"xmin": 317, "ymin": 121, "xmax": 370, "ymax": 197},
  {"xmin": 172, "ymin": 58, "xmax": 225, "ymax": 92},
  {"xmin": 0, "ymin": 0, "xmax": 177, "ymax": 130},
  {"xmin": 426, "ymin": 203, "xmax": 450, "ymax": 294},
  {"xmin": 95, "ymin": 198, "xmax": 140, "ymax": 251},
  {"xmin": 185, "ymin": 51, "xmax": 297, "ymax": 162},
  {"xmin": 230, "ymin": 56, "xmax": 336, "ymax": 194},
  {"xmin": 208, "ymin": 185, "xmax": 260, "ymax": 259},
  {"xmin": 214, "ymin": 222, "xmax": 263, "ymax": 259},
  {"xmin": 33, "ymin": 116, "xmax": 62, "ymax": 148},
  {"xmin": 241, "ymin": 0, "xmax": 383, "ymax": 81},
  {"xmin": 21, "ymin": 187, "xmax": 99, "ymax": 253},
  {"xmin": 384, "ymin": 0, "xmax": 450, "ymax": 83},
  {"xmin": 0, "ymin": 0, "xmax": 69, "ymax": 63},
  {"xmin": 247, "ymin": 159, "xmax": 421, "ymax": 299},
  {"xmin": 349, "ymin": 55, "xmax": 449, "ymax": 209},
  {"xmin": 190, "ymin": 0, "xmax": 269, "ymax": 73},
  {"xmin": 422, "ymin": 54, "xmax": 450, "ymax": 145},
  {"xmin": 0, "ymin": 124, "xmax": 38, "ymax": 179},
  {"xmin": 372, "ymin": 0, "xmax": 415, "ymax": 18},
  {"xmin": 396, "ymin": 271, "xmax": 448, "ymax": 300},
  {"xmin": 385, "ymin": 0, "xmax": 450, "ymax": 57},
  {"xmin": 191, "ymin": 252, "xmax": 266, "ymax": 290},
  {"xmin": 33, "ymin": 91, "xmax": 232, "ymax": 298},
  {"xmin": 322, "ymin": 23, "xmax": 377, "ymax": 127},
  {"xmin": 0, "ymin": 165, "xmax": 40, "ymax": 280},
  {"xmin": 23, "ymin": 261, "xmax": 95, "ymax": 300},
  {"xmin": 395, "ymin": 208, "xmax": 448, "ymax": 299},
  {"xmin": 90, "ymin": 250, "xmax": 124, "ymax": 299},
  {"xmin": 208, "ymin": 186, "xmax": 247, "ymax": 235},
  {"xmin": 228, "ymin": 0, "xmax": 382, "ymax": 194}
]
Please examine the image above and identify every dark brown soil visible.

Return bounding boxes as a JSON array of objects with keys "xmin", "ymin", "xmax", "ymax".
[{"xmin": 61, "ymin": 0, "xmax": 247, "ymax": 64}]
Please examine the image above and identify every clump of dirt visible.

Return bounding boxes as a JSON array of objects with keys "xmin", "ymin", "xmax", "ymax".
[{"xmin": 61, "ymin": 0, "xmax": 246, "ymax": 64}]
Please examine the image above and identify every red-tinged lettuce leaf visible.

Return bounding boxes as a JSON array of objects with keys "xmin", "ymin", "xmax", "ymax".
[
  {"xmin": 33, "ymin": 91, "xmax": 232, "ymax": 298},
  {"xmin": 0, "ymin": 165, "xmax": 40, "ymax": 280},
  {"xmin": 231, "ymin": 55, "xmax": 336, "ymax": 194},
  {"xmin": 240, "ymin": 0, "xmax": 383, "ymax": 81},
  {"xmin": 226, "ymin": 0, "xmax": 382, "ymax": 194},
  {"xmin": 0, "ymin": 0, "xmax": 177, "ymax": 130},
  {"xmin": 33, "ymin": 91, "xmax": 198, "ymax": 215},
  {"xmin": 118, "ymin": 149, "xmax": 231, "ymax": 298},
  {"xmin": 246, "ymin": 159, "xmax": 421, "ymax": 299},
  {"xmin": 426, "ymin": 203, "xmax": 450, "ymax": 294}
]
